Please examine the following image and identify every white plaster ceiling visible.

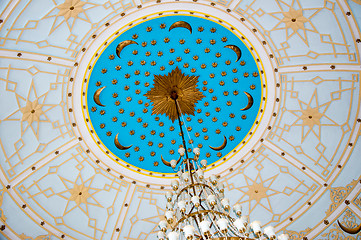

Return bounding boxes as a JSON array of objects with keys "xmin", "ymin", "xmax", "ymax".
[{"xmin": 0, "ymin": 0, "xmax": 361, "ymax": 239}]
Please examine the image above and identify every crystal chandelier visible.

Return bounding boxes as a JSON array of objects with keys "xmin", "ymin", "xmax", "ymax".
[{"xmin": 156, "ymin": 92, "xmax": 289, "ymax": 240}]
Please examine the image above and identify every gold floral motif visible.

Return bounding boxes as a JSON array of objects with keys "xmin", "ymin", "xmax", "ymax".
[
  {"xmin": 164, "ymin": 37, "xmax": 170, "ymax": 43},
  {"xmin": 179, "ymin": 39, "xmax": 185, "ymax": 44},
  {"xmin": 160, "ymin": 23, "xmax": 166, "ymax": 29},
  {"xmin": 158, "ymin": 51, "xmax": 163, "ymax": 57},
  {"xmin": 151, "ymin": 40, "xmax": 157, "ymax": 45},
  {"xmin": 141, "ymin": 42, "xmax": 147, "ymax": 47},
  {"xmin": 143, "ymin": 67, "xmax": 206, "ymax": 120},
  {"xmin": 115, "ymin": 65, "xmax": 121, "ymax": 70},
  {"xmin": 146, "ymin": 26, "xmax": 152, "ymax": 32},
  {"xmin": 112, "ymin": 79, "xmax": 118, "ymax": 84},
  {"xmin": 196, "ymin": 39, "xmax": 202, "ymax": 44},
  {"xmin": 240, "ymin": 61, "xmax": 246, "ymax": 66},
  {"xmin": 221, "ymin": 37, "xmax": 227, "ymax": 42},
  {"xmin": 184, "ymin": 49, "xmax": 190, "ymax": 54},
  {"xmin": 210, "ymin": 28, "xmax": 216, "ymax": 33},
  {"xmin": 176, "ymin": 57, "xmax": 182, "ymax": 62},
  {"xmin": 210, "ymin": 39, "xmax": 216, "ymax": 45},
  {"xmin": 109, "ymin": 54, "xmax": 115, "ymax": 60},
  {"xmin": 198, "ymin": 27, "xmax": 204, "ymax": 32}
]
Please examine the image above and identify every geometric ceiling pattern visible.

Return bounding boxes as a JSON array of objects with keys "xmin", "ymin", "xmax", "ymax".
[{"xmin": 0, "ymin": 0, "xmax": 360, "ymax": 240}]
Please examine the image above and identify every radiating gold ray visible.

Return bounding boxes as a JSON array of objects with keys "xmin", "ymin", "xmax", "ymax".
[{"xmin": 144, "ymin": 67, "xmax": 205, "ymax": 122}]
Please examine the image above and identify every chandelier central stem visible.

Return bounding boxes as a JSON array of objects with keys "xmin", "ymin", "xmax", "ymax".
[{"xmin": 171, "ymin": 91, "xmax": 189, "ymax": 160}]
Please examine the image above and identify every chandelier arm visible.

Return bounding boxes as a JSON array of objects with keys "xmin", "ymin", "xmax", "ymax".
[
  {"xmin": 172, "ymin": 210, "xmax": 231, "ymax": 230},
  {"xmin": 176, "ymin": 183, "xmax": 217, "ymax": 202}
]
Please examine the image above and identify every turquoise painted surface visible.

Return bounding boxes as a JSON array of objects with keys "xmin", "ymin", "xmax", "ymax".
[{"xmin": 86, "ymin": 15, "xmax": 262, "ymax": 173}]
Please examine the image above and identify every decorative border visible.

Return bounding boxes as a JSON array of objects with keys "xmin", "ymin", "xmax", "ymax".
[{"xmin": 68, "ymin": 4, "xmax": 279, "ymax": 184}]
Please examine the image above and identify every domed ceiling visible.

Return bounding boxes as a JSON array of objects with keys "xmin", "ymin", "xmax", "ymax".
[{"xmin": 0, "ymin": 0, "xmax": 360, "ymax": 239}]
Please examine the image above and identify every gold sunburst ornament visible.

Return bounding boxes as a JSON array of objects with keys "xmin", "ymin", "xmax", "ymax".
[{"xmin": 144, "ymin": 67, "xmax": 205, "ymax": 122}]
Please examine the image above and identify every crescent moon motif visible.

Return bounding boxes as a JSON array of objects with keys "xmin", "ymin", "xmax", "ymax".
[
  {"xmin": 224, "ymin": 45, "xmax": 242, "ymax": 62},
  {"xmin": 169, "ymin": 21, "xmax": 192, "ymax": 34},
  {"xmin": 161, "ymin": 155, "xmax": 181, "ymax": 167},
  {"xmin": 209, "ymin": 136, "xmax": 227, "ymax": 151},
  {"xmin": 114, "ymin": 133, "xmax": 132, "ymax": 150},
  {"xmin": 240, "ymin": 92, "xmax": 253, "ymax": 111},
  {"xmin": 94, "ymin": 86, "xmax": 106, "ymax": 107},
  {"xmin": 116, "ymin": 40, "xmax": 138, "ymax": 58},
  {"xmin": 338, "ymin": 220, "xmax": 361, "ymax": 234}
]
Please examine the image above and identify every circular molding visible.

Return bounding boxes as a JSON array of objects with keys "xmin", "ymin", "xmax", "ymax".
[{"xmin": 68, "ymin": 4, "xmax": 279, "ymax": 185}]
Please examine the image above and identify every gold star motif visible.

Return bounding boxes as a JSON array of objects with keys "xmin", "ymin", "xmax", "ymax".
[
  {"xmin": 145, "ymin": 67, "xmax": 205, "ymax": 122},
  {"xmin": 237, "ymin": 173, "xmax": 280, "ymax": 213},
  {"xmin": 269, "ymin": 1, "xmax": 320, "ymax": 46},
  {"xmin": 43, "ymin": 0, "xmax": 96, "ymax": 34},
  {"xmin": 289, "ymin": 90, "xmax": 338, "ymax": 143},
  {"xmin": 281, "ymin": 8, "xmax": 308, "ymax": 32},
  {"xmin": 20, "ymin": 100, "xmax": 44, "ymax": 125},
  {"xmin": 57, "ymin": 174, "xmax": 102, "ymax": 216}
]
